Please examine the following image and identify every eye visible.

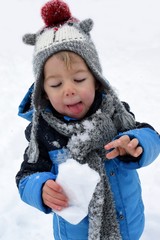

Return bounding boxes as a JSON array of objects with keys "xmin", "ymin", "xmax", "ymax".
[
  {"xmin": 74, "ymin": 78, "xmax": 86, "ymax": 83},
  {"xmin": 50, "ymin": 82, "xmax": 62, "ymax": 88}
]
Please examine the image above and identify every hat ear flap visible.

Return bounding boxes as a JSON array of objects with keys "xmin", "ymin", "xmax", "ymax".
[
  {"xmin": 23, "ymin": 33, "xmax": 36, "ymax": 45},
  {"xmin": 79, "ymin": 18, "xmax": 93, "ymax": 34}
]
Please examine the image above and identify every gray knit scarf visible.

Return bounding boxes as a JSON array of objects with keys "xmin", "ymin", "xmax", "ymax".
[{"xmin": 38, "ymin": 90, "xmax": 136, "ymax": 240}]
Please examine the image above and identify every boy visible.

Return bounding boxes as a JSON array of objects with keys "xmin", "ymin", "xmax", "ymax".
[{"xmin": 16, "ymin": 1, "xmax": 160, "ymax": 239}]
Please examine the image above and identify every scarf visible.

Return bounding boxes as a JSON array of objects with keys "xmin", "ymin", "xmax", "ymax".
[{"xmin": 39, "ymin": 89, "xmax": 136, "ymax": 240}]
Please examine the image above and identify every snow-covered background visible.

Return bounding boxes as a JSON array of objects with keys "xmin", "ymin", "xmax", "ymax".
[{"xmin": 0, "ymin": 0, "xmax": 160, "ymax": 239}]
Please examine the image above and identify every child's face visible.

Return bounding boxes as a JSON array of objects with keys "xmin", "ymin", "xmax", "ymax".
[{"xmin": 44, "ymin": 53, "xmax": 96, "ymax": 119}]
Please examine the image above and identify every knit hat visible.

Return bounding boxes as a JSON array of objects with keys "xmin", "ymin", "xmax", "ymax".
[{"xmin": 23, "ymin": 0, "xmax": 110, "ymax": 111}]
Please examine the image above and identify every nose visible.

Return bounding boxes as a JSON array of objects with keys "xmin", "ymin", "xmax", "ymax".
[{"xmin": 64, "ymin": 83, "xmax": 76, "ymax": 97}]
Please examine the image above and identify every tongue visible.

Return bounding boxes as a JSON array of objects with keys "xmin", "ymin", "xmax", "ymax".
[{"xmin": 68, "ymin": 103, "xmax": 83, "ymax": 114}]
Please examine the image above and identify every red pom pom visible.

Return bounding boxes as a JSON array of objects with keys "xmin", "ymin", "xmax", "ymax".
[{"xmin": 41, "ymin": 0, "xmax": 72, "ymax": 27}]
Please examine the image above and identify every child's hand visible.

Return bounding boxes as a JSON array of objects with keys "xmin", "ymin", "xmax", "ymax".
[
  {"xmin": 104, "ymin": 135, "xmax": 143, "ymax": 159},
  {"xmin": 42, "ymin": 180, "xmax": 68, "ymax": 211}
]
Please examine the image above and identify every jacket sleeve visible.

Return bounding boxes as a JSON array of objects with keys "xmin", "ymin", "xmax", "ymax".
[
  {"xmin": 115, "ymin": 102, "xmax": 160, "ymax": 168},
  {"xmin": 18, "ymin": 172, "xmax": 55, "ymax": 213},
  {"xmin": 16, "ymin": 123, "xmax": 54, "ymax": 185},
  {"xmin": 116, "ymin": 127, "xmax": 160, "ymax": 169},
  {"xmin": 15, "ymin": 123, "xmax": 57, "ymax": 213}
]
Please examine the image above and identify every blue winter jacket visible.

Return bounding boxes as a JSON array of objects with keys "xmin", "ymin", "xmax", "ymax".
[{"xmin": 16, "ymin": 85, "xmax": 160, "ymax": 240}]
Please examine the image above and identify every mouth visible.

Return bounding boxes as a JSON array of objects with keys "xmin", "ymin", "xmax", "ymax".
[{"xmin": 67, "ymin": 102, "xmax": 83, "ymax": 114}]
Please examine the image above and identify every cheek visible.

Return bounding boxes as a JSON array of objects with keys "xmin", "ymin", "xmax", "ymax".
[
  {"xmin": 82, "ymin": 88, "xmax": 95, "ymax": 103},
  {"xmin": 49, "ymin": 96, "xmax": 60, "ymax": 106},
  {"xmin": 49, "ymin": 98, "xmax": 64, "ymax": 113},
  {"xmin": 47, "ymin": 92, "xmax": 61, "ymax": 106}
]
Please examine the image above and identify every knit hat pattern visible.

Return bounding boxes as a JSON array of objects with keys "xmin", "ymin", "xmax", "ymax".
[{"xmin": 23, "ymin": 0, "xmax": 110, "ymax": 109}]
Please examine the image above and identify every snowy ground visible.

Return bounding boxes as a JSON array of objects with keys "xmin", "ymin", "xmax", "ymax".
[{"xmin": 0, "ymin": 0, "xmax": 160, "ymax": 239}]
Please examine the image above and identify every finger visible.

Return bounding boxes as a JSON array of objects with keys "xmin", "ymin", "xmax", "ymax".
[
  {"xmin": 43, "ymin": 192, "xmax": 68, "ymax": 208},
  {"xmin": 106, "ymin": 148, "xmax": 122, "ymax": 159},
  {"xmin": 106, "ymin": 147, "xmax": 127, "ymax": 159},
  {"xmin": 127, "ymin": 138, "xmax": 139, "ymax": 149},
  {"xmin": 104, "ymin": 135, "xmax": 130, "ymax": 150},
  {"xmin": 129, "ymin": 146, "xmax": 143, "ymax": 158},
  {"xmin": 43, "ymin": 185, "xmax": 68, "ymax": 202},
  {"xmin": 106, "ymin": 148, "xmax": 119, "ymax": 159},
  {"xmin": 126, "ymin": 138, "xmax": 143, "ymax": 157},
  {"xmin": 135, "ymin": 146, "xmax": 143, "ymax": 157},
  {"xmin": 44, "ymin": 199, "xmax": 66, "ymax": 211},
  {"xmin": 46, "ymin": 180, "xmax": 62, "ymax": 193},
  {"xmin": 42, "ymin": 189, "xmax": 68, "ymax": 211}
]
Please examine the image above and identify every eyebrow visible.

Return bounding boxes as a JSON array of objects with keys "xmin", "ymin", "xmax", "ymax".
[
  {"xmin": 45, "ymin": 69, "xmax": 88, "ymax": 81},
  {"xmin": 44, "ymin": 75, "xmax": 60, "ymax": 81},
  {"xmin": 74, "ymin": 68, "xmax": 88, "ymax": 73}
]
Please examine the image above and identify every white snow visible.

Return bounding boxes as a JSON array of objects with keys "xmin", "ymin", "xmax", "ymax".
[
  {"xmin": 0, "ymin": 0, "xmax": 160, "ymax": 239},
  {"xmin": 55, "ymin": 159, "xmax": 100, "ymax": 224}
]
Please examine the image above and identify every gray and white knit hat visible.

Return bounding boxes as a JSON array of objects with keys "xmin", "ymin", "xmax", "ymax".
[{"xmin": 23, "ymin": 0, "xmax": 111, "ymax": 110}]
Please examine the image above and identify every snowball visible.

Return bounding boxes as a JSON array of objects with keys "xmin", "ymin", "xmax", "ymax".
[{"xmin": 54, "ymin": 159, "xmax": 100, "ymax": 224}]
